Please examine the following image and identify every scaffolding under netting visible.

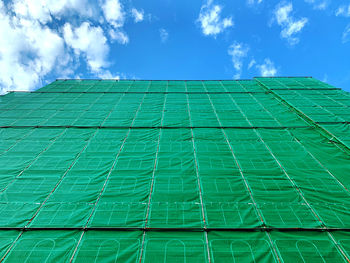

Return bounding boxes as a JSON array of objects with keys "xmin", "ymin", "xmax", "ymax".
[{"xmin": 0, "ymin": 77, "xmax": 350, "ymax": 262}]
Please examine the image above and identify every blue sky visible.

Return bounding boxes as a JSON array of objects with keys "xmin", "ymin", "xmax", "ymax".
[{"xmin": 1, "ymin": 0, "xmax": 350, "ymax": 93}]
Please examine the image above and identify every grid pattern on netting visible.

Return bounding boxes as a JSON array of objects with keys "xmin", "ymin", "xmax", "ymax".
[{"xmin": 0, "ymin": 79, "xmax": 350, "ymax": 262}]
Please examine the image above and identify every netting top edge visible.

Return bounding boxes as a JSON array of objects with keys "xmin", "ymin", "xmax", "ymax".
[{"xmin": 53, "ymin": 76, "xmax": 313, "ymax": 81}]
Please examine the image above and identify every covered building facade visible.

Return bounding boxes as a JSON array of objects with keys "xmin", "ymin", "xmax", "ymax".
[{"xmin": 0, "ymin": 77, "xmax": 350, "ymax": 262}]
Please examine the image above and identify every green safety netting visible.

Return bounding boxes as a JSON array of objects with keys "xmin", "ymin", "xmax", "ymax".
[{"xmin": 0, "ymin": 78, "xmax": 350, "ymax": 262}]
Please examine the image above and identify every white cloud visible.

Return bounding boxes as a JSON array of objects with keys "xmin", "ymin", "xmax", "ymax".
[
  {"xmin": 131, "ymin": 8, "xmax": 144, "ymax": 23},
  {"xmin": 247, "ymin": 0, "xmax": 262, "ymax": 6},
  {"xmin": 336, "ymin": 5, "xmax": 350, "ymax": 17},
  {"xmin": 304, "ymin": 0, "xmax": 329, "ymax": 10},
  {"xmin": 256, "ymin": 59, "xmax": 277, "ymax": 77},
  {"xmin": 197, "ymin": 0, "xmax": 233, "ymax": 37},
  {"xmin": 0, "ymin": 0, "xmax": 132, "ymax": 93},
  {"xmin": 322, "ymin": 74, "xmax": 328, "ymax": 82},
  {"xmin": 96, "ymin": 70, "xmax": 120, "ymax": 79},
  {"xmin": 100, "ymin": 0, "xmax": 129, "ymax": 45},
  {"xmin": 12, "ymin": 0, "xmax": 94, "ymax": 24},
  {"xmin": 159, "ymin": 28, "xmax": 169, "ymax": 43},
  {"xmin": 0, "ymin": 1, "xmax": 67, "ymax": 93},
  {"xmin": 342, "ymin": 24, "xmax": 350, "ymax": 43},
  {"xmin": 109, "ymin": 29, "xmax": 129, "ymax": 44},
  {"xmin": 63, "ymin": 22, "xmax": 109, "ymax": 73},
  {"xmin": 248, "ymin": 59, "xmax": 256, "ymax": 69},
  {"xmin": 101, "ymin": 0, "xmax": 124, "ymax": 28},
  {"xmin": 228, "ymin": 42, "xmax": 249, "ymax": 79},
  {"xmin": 274, "ymin": 2, "xmax": 308, "ymax": 45}
]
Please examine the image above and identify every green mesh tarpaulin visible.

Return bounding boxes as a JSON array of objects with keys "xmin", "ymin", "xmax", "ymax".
[{"xmin": 1, "ymin": 78, "xmax": 350, "ymax": 262}]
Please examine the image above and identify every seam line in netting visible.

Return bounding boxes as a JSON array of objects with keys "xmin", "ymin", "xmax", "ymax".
[
  {"xmin": 0, "ymin": 125, "xmax": 311, "ymax": 129},
  {"xmin": 10, "ymin": 91, "xmax": 268, "ymax": 94},
  {"xmin": 56, "ymin": 77, "xmax": 312, "ymax": 80},
  {"xmin": 0, "ymin": 85, "xmax": 109, "ymax": 263},
  {"xmin": 254, "ymin": 79, "xmax": 350, "ymax": 262},
  {"xmin": 244, "ymin": 88, "xmax": 350, "ymax": 194},
  {"xmin": 138, "ymin": 83, "xmax": 168, "ymax": 263},
  {"xmin": 232, "ymin": 82, "xmax": 327, "ymax": 226},
  {"xmin": 0, "ymin": 93, "xmax": 104, "ymax": 192},
  {"xmin": 68, "ymin": 82, "xmax": 148, "ymax": 263},
  {"xmin": 255, "ymin": 78, "xmax": 350, "ymax": 156},
  {"xmin": 269, "ymin": 88, "xmax": 340, "ymax": 91},
  {"xmin": 294, "ymin": 78, "xmax": 348, "ymax": 108},
  {"xmin": 316, "ymin": 121, "xmax": 350, "ymax": 124},
  {"xmin": 185, "ymin": 81, "xmax": 212, "ymax": 263},
  {"xmin": 144, "ymin": 89, "xmax": 168, "ymax": 227},
  {"xmin": 214, "ymin": 81, "xmax": 282, "ymax": 263},
  {"xmin": 1, "ymin": 227, "xmax": 350, "ymax": 231}
]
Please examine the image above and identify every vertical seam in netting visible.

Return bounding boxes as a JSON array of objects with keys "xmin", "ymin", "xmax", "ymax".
[
  {"xmin": 326, "ymin": 232, "xmax": 350, "ymax": 263},
  {"xmin": 26, "ymin": 129, "xmax": 100, "ymax": 225},
  {"xmin": 69, "ymin": 81, "xmax": 148, "ymax": 263},
  {"xmin": 0, "ymin": 92, "xmax": 89, "ymax": 192},
  {"xmin": 216, "ymin": 81, "xmax": 282, "ymax": 263},
  {"xmin": 291, "ymin": 78, "xmax": 350, "ymax": 155},
  {"xmin": 203, "ymin": 82, "xmax": 265, "ymax": 223},
  {"xmin": 0, "ymin": 84, "xmax": 105, "ymax": 262},
  {"xmin": 0, "ymin": 128, "xmax": 36, "ymax": 158},
  {"xmin": 18, "ymin": 83, "xmax": 83, "ymax": 125},
  {"xmin": 0, "ymin": 92, "xmax": 104, "ymax": 194},
  {"xmin": 283, "ymin": 79, "xmax": 347, "ymax": 126},
  {"xmin": 245, "ymin": 90, "xmax": 350, "ymax": 194},
  {"xmin": 0, "ymin": 231, "xmax": 24, "ymax": 262},
  {"xmin": 138, "ymin": 81, "xmax": 168, "ymax": 263},
  {"xmin": 0, "ymin": 128, "xmax": 67, "ymax": 194},
  {"xmin": 144, "ymin": 84, "xmax": 167, "ymax": 227},
  {"xmin": 255, "ymin": 78, "xmax": 350, "ymax": 156},
  {"xmin": 0, "ymin": 127, "xmax": 99, "ymax": 263},
  {"xmin": 293, "ymin": 78, "xmax": 346, "ymax": 108},
  {"xmin": 265, "ymin": 79, "xmax": 350, "ymax": 263},
  {"xmin": 228, "ymin": 82, "xmax": 325, "ymax": 223},
  {"xmin": 230, "ymin": 81, "xmax": 349, "ymax": 260},
  {"xmin": 185, "ymin": 81, "xmax": 212, "ymax": 263},
  {"xmin": 0, "ymin": 92, "xmax": 101, "ymax": 194},
  {"xmin": 1, "ymin": 87, "xmax": 121, "ymax": 261},
  {"xmin": 5, "ymin": 89, "xmax": 60, "ymax": 127}
]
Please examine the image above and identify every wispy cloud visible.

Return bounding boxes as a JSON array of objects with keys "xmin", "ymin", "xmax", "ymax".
[
  {"xmin": 342, "ymin": 24, "xmax": 350, "ymax": 43},
  {"xmin": 322, "ymin": 74, "xmax": 328, "ymax": 82},
  {"xmin": 256, "ymin": 59, "xmax": 277, "ymax": 76},
  {"xmin": 304, "ymin": 0, "xmax": 329, "ymax": 10},
  {"xmin": 248, "ymin": 59, "xmax": 256, "ymax": 69},
  {"xmin": 274, "ymin": 2, "xmax": 308, "ymax": 45},
  {"xmin": 159, "ymin": 28, "xmax": 169, "ymax": 43},
  {"xmin": 197, "ymin": 0, "xmax": 233, "ymax": 37},
  {"xmin": 109, "ymin": 29, "xmax": 129, "ymax": 44},
  {"xmin": 336, "ymin": 5, "xmax": 350, "ymax": 17},
  {"xmin": 247, "ymin": 0, "xmax": 263, "ymax": 7},
  {"xmin": 131, "ymin": 8, "xmax": 144, "ymax": 23},
  {"xmin": 228, "ymin": 42, "xmax": 249, "ymax": 79}
]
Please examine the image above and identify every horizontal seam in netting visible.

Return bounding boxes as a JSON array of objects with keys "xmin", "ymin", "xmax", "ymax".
[
  {"xmin": 53, "ymin": 77, "xmax": 313, "ymax": 81},
  {"xmin": 270, "ymin": 88, "xmax": 340, "ymax": 91},
  {"xmin": 255, "ymin": 78, "xmax": 350, "ymax": 156},
  {"xmin": 0, "ymin": 227, "xmax": 350, "ymax": 232},
  {"xmin": 55, "ymin": 78, "xmax": 264, "ymax": 81},
  {"xmin": 9, "ymin": 91, "xmax": 267, "ymax": 94},
  {"xmin": 317, "ymin": 121, "xmax": 350, "ymax": 124},
  {"xmin": 0, "ymin": 125, "xmax": 311, "ymax": 129}
]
